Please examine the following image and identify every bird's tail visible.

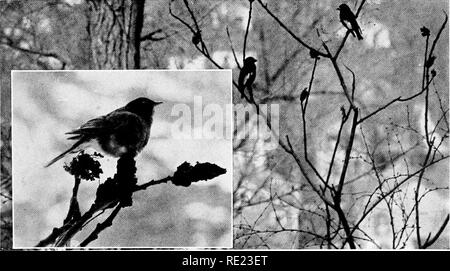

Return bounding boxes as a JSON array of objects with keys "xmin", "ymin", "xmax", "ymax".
[
  {"xmin": 356, "ymin": 30, "xmax": 363, "ymax": 40},
  {"xmin": 352, "ymin": 22, "xmax": 363, "ymax": 40},
  {"xmin": 44, "ymin": 140, "xmax": 84, "ymax": 168},
  {"xmin": 238, "ymin": 85, "xmax": 246, "ymax": 99},
  {"xmin": 348, "ymin": 28, "xmax": 356, "ymax": 37}
]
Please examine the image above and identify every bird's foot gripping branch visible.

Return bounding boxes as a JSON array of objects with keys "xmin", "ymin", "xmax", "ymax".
[{"xmin": 37, "ymin": 152, "xmax": 226, "ymax": 247}]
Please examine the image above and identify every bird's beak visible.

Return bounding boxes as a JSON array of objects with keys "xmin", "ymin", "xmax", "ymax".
[
  {"xmin": 336, "ymin": 7, "xmax": 340, "ymax": 10},
  {"xmin": 154, "ymin": 101, "xmax": 163, "ymax": 106}
]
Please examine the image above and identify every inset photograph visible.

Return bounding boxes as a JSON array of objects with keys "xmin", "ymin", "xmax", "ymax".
[{"xmin": 12, "ymin": 70, "xmax": 232, "ymax": 248}]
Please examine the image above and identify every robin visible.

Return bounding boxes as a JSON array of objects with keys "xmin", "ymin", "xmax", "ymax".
[{"xmin": 45, "ymin": 97, "xmax": 162, "ymax": 167}]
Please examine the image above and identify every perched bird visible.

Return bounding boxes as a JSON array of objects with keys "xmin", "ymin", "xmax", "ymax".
[
  {"xmin": 337, "ymin": 4, "xmax": 363, "ymax": 40},
  {"xmin": 300, "ymin": 88, "xmax": 309, "ymax": 103},
  {"xmin": 192, "ymin": 31, "xmax": 201, "ymax": 46},
  {"xmin": 238, "ymin": 57, "xmax": 257, "ymax": 100},
  {"xmin": 45, "ymin": 97, "xmax": 162, "ymax": 167}
]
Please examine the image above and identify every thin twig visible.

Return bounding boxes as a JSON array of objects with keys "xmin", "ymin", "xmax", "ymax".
[
  {"xmin": 79, "ymin": 203, "xmax": 123, "ymax": 247},
  {"xmin": 226, "ymin": 27, "xmax": 242, "ymax": 69},
  {"xmin": 256, "ymin": 0, "xmax": 328, "ymax": 58},
  {"xmin": 242, "ymin": 0, "xmax": 253, "ymax": 61},
  {"xmin": 421, "ymin": 214, "xmax": 449, "ymax": 249}
]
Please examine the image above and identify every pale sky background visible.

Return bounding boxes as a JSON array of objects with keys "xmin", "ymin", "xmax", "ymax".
[{"xmin": 12, "ymin": 70, "xmax": 232, "ymax": 248}]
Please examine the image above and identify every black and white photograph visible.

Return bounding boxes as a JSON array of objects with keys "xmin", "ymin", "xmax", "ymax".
[
  {"xmin": 0, "ymin": 0, "xmax": 449, "ymax": 257},
  {"xmin": 11, "ymin": 70, "xmax": 232, "ymax": 248}
]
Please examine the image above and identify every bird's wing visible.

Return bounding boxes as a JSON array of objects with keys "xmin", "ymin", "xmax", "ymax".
[
  {"xmin": 65, "ymin": 105, "xmax": 129, "ymax": 138},
  {"xmin": 239, "ymin": 70, "xmax": 256, "ymax": 88},
  {"xmin": 106, "ymin": 111, "xmax": 144, "ymax": 130},
  {"xmin": 108, "ymin": 111, "xmax": 147, "ymax": 136},
  {"xmin": 66, "ymin": 115, "xmax": 110, "ymax": 139},
  {"xmin": 246, "ymin": 70, "xmax": 256, "ymax": 87},
  {"xmin": 350, "ymin": 20, "xmax": 363, "ymax": 37},
  {"xmin": 341, "ymin": 20, "xmax": 356, "ymax": 37},
  {"xmin": 238, "ymin": 68, "xmax": 247, "ymax": 89},
  {"xmin": 102, "ymin": 111, "xmax": 149, "ymax": 150}
]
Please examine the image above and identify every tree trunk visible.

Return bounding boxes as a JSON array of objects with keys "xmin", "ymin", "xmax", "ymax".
[{"xmin": 86, "ymin": 0, "xmax": 145, "ymax": 69}]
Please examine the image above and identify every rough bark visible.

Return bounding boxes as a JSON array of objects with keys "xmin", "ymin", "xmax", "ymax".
[{"xmin": 86, "ymin": 0, "xmax": 145, "ymax": 69}]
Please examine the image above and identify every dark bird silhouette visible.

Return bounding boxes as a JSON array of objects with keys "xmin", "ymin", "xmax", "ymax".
[
  {"xmin": 192, "ymin": 31, "xmax": 201, "ymax": 46},
  {"xmin": 45, "ymin": 97, "xmax": 162, "ymax": 167},
  {"xmin": 300, "ymin": 88, "xmax": 309, "ymax": 103},
  {"xmin": 337, "ymin": 4, "xmax": 363, "ymax": 40},
  {"xmin": 238, "ymin": 57, "xmax": 257, "ymax": 100}
]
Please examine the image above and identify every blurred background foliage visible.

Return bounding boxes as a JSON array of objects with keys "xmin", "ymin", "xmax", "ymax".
[{"xmin": 0, "ymin": 0, "xmax": 449, "ymax": 249}]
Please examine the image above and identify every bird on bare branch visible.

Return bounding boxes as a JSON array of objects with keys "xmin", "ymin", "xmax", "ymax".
[
  {"xmin": 337, "ymin": 4, "xmax": 363, "ymax": 40},
  {"xmin": 238, "ymin": 57, "xmax": 257, "ymax": 101}
]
